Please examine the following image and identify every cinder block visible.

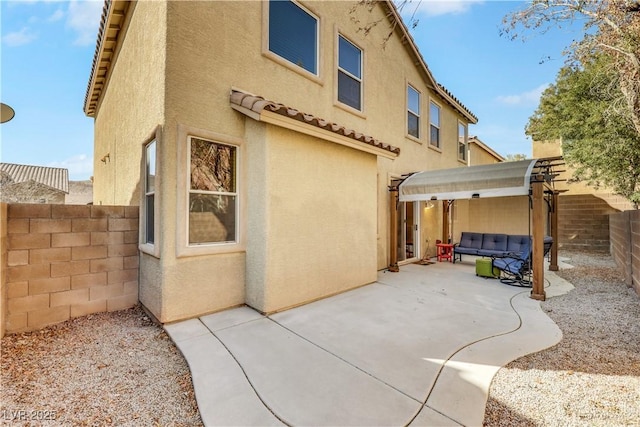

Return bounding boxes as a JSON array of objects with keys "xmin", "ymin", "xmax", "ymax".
[
  {"xmin": 7, "ymin": 219, "xmax": 29, "ymax": 234},
  {"xmin": 7, "ymin": 281, "xmax": 29, "ymax": 299},
  {"xmin": 71, "ymin": 272, "xmax": 107, "ymax": 289},
  {"xmin": 51, "ymin": 205, "xmax": 90, "ymax": 219},
  {"xmin": 50, "ymin": 260, "xmax": 91, "ymax": 277},
  {"xmin": 8, "ymin": 250, "xmax": 29, "ymax": 266},
  {"xmin": 8, "ymin": 204, "xmax": 51, "ymax": 219},
  {"xmin": 8, "ymin": 294, "xmax": 49, "ymax": 314},
  {"xmin": 90, "ymin": 257, "xmax": 123, "ymax": 273},
  {"xmin": 89, "ymin": 285, "xmax": 108, "ymax": 301},
  {"xmin": 8, "ymin": 264, "xmax": 50, "ymax": 282},
  {"xmin": 107, "ymin": 293, "xmax": 138, "ymax": 312},
  {"xmin": 71, "ymin": 299, "xmax": 107, "ymax": 317},
  {"xmin": 6, "ymin": 313, "xmax": 28, "ymax": 332},
  {"xmin": 30, "ymin": 219, "xmax": 71, "ymax": 234},
  {"xmin": 72, "ymin": 218, "xmax": 108, "ymax": 232},
  {"xmin": 30, "ymin": 247, "xmax": 71, "ymax": 264},
  {"xmin": 125, "ymin": 206, "xmax": 139, "ymax": 219},
  {"xmin": 8, "ymin": 233, "xmax": 50, "ymax": 250},
  {"xmin": 51, "ymin": 288, "xmax": 90, "ymax": 307},
  {"xmin": 107, "ymin": 283, "xmax": 124, "ymax": 298},
  {"xmin": 107, "ymin": 268, "xmax": 138, "ymax": 285},
  {"xmin": 71, "ymin": 245, "xmax": 107, "ymax": 260},
  {"xmin": 123, "ymin": 255, "xmax": 139, "ymax": 270},
  {"xmin": 124, "ymin": 280, "xmax": 138, "ymax": 295},
  {"xmin": 28, "ymin": 306, "xmax": 70, "ymax": 328},
  {"xmin": 29, "ymin": 276, "xmax": 70, "ymax": 295},
  {"xmin": 108, "ymin": 218, "xmax": 139, "ymax": 232},
  {"xmin": 90, "ymin": 231, "xmax": 124, "ymax": 246},
  {"xmin": 51, "ymin": 232, "xmax": 91, "ymax": 248},
  {"xmin": 108, "ymin": 243, "xmax": 138, "ymax": 257},
  {"xmin": 123, "ymin": 231, "xmax": 139, "ymax": 244},
  {"xmin": 91, "ymin": 206, "xmax": 124, "ymax": 218}
]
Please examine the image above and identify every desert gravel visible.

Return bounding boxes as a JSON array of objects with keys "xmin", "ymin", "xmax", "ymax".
[
  {"xmin": 2, "ymin": 251, "xmax": 638, "ymax": 426},
  {"xmin": 1, "ymin": 306, "xmax": 202, "ymax": 426},
  {"xmin": 484, "ymin": 250, "xmax": 640, "ymax": 426}
]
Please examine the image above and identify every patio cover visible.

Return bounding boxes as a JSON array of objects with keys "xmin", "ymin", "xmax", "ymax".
[{"xmin": 398, "ymin": 159, "xmax": 537, "ymax": 202}]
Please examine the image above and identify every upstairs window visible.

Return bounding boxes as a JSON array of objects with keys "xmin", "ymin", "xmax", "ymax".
[
  {"xmin": 144, "ymin": 140, "xmax": 156, "ymax": 245},
  {"xmin": 430, "ymin": 101, "xmax": 441, "ymax": 148},
  {"xmin": 188, "ymin": 137, "xmax": 238, "ymax": 245},
  {"xmin": 407, "ymin": 85, "xmax": 420, "ymax": 138},
  {"xmin": 458, "ymin": 122, "xmax": 468, "ymax": 162},
  {"xmin": 337, "ymin": 35, "xmax": 362, "ymax": 110},
  {"xmin": 269, "ymin": 0, "xmax": 318, "ymax": 75}
]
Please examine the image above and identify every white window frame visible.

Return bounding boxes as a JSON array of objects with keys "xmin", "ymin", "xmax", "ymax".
[
  {"xmin": 176, "ymin": 125, "xmax": 245, "ymax": 258},
  {"xmin": 429, "ymin": 100, "xmax": 441, "ymax": 149},
  {"xmin": 458, "ymin": 121, "xmax": 468, "ymax": 163},
  {"xmin": 337, "ymin": 34, "xmax": 363, "ymax": 111},
  {"xmin": 407, "ymin": 84, "xmax": 421, "ymax": 140},
  {"xmin": 263, "ymin": 0, "xmax": 321, "ymax": 82},
  {"xmin": 140, "ymin": 126, "xmax": 161, "ymax": 258}
]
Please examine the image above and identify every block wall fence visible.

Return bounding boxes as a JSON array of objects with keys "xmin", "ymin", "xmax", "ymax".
[
  {"xmin": 0, "ymin": 203, "xmax": 139, "ymax": 337},
  {"xmin": 609, "ymin": 209, "xmax": 640, "ymax": 296}
]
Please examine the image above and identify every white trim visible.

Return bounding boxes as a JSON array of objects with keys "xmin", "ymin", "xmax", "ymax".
[
  {"xmin": 407, "ymin": 83, "xmax": 421, "ymax": 140},
  {"xmin": 429, "ymin": 99, "xmax": 441, "ymax": 149},
  {"xmin": 176, "ymin": 124, "xmax": 246, "ymax": 258},
  {"xmin": 139, "ymin": 126, "xmax": 161, "ymax": 258},
  {"xmin": 337, "ymin": 33, "xmax": 363, "ymax": 112}
]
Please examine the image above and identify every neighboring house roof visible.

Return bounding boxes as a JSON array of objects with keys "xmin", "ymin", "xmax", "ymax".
[
  {"xmin": 469, "ymin": 136, "xmax": 505, "ymax": 162},
  {"xmin": 0, "ymin": 163, "xmax": 69, "ymax": 193},
  {"xmin": 230, "ymin": 90, "xmax": 400, "ymax": 157},
  {"xmin": 84, "ymin": 0, "xmax": 478, "ymax": 124}
]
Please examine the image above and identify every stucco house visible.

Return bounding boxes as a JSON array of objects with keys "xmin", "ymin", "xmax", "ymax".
[
  {"xmin": 84, "ymin": 0, "xmax": 481, "ymax": 323},
  {"xmin": 0, "ymin": 163, "xmax": 69, "ymax": 204}
]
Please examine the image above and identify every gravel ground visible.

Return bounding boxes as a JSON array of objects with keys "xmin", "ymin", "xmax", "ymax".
[
  {"xmin": 484, "ymin": 250, "xmax": 640, "ymax": 426},
  {"xmin": 1, "ymin": 306, "xmax": 202, "ymax": 426}
]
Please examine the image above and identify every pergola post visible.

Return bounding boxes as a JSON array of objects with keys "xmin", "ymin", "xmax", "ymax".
[
  {"xmin": 531, "ymin": 177, "xmax": 546, "ymax": 301},
  {"xmin": 442, "ymin": 200, "xmax": 449, "ymax": 243},
  {"xmin": 549, "ymin": 190, "xmax": 559, "ymax": 271},
  {"xmin": 389, "ymin": 186, "xmax": 400, "ymax": 272}
]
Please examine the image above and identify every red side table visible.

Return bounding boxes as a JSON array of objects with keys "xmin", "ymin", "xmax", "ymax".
[{"xmin": 436, "ymin": 243, "xmax": 454, "ymax": 262}]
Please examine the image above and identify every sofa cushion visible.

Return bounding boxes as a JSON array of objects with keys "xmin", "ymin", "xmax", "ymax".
[
  {"xmin": 455, "ymin": 246, "xmax": 479, "ymax": 256},
  {"xmin": 481, "ymin": 234, "xmax": 508, "ymax": 252},
  {"xmin": 459, "ymin": 232, "xmax": 483, "ymax": 250},
  {"xmin": 506, "ymin": 235, "xmax": 530, "ymax": 253}
]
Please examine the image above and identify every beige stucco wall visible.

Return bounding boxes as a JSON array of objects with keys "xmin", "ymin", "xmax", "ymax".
[
  {"xmin": 469, "ymin": 143, "xmax": 502, "ymax": 166},
  {"xmin": 92, "ymin": 1, "xmax": 476, "ymax": 321},
  {"xmin": 92, "ymin": 1, "xmax": 167, "ymax": 206},
  {"xmin": 453, "ymin": 196, "xmax": 532, "ymax": 242}
]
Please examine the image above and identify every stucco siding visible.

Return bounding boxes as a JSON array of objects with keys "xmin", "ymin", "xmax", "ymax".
[{"xmin": 92, "ymin": 1, "xmax": 167, "ymax": 206}]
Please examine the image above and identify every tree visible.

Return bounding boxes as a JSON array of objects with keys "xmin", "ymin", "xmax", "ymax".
[
  {"xmin": 526, "ymin": 55, "xmax": 640, "ymax": 207},
  {"xmin": 504, "ymin": 154, "xmax": 529, "ymax": 161},
  {"xmin": 503, "ymin": 0, "xmax": 640, "ymax": 138}
]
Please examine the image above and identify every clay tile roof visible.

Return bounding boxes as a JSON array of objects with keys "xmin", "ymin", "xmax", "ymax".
[
  {"xmin": 0, "ymin": 163, "xmax": 69, "ymax": 193},
  {"xmin": 230, "ymin": 90, "xmax": 400, "ymax": 156}
]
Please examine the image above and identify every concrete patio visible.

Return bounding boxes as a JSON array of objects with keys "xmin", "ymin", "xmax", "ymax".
[{"xmin": 165, "ymin": 258, "xmax": 574, "ymax": 426}]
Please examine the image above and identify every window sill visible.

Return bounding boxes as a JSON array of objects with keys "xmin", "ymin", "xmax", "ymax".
[
  {"xmin": 334, "ymin": 100, "xmax": 366, "ymax": 119},
  {"xmin": 139, "ymin": 242, "xmax": 159, "ymax": 259},
  {"xmin": 176, "ymin": 242, "xmax": 245, "ymax": 258},
  {"xmin": 428, "ymin": 144, "xmax": 442, "ymax": 153},
  {"xmin": 262, "ymin": 51, "xmax": 323, "ymax": 86},
  {"xmin": 406, "ymin": 134, "xmax": 422, "ymax": 144},
  {"xmin": 458, "ymin": 158, "xmax": 468, "ymax": 165}
]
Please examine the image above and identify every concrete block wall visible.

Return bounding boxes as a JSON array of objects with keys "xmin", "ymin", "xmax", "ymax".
[
  {"xmin": 610, "ymin": 209, "xmax": 640, "ymax": 296},
  {"xmin": 2, "ymin": 204, "xmax": 139, "ymax": 334},
  {"xmin": 557, "ymin": 194, "xmax": 626, "ymax": 252}
]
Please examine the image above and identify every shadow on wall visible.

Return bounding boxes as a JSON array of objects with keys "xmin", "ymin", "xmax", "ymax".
[{"xmin": 557, "ymin": 193, "xmax": 630, "ymax": 252}]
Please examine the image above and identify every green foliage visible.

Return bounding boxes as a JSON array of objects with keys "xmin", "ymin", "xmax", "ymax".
[
  {"xmin": 526, "ymin": 56, "xmax": 640, "ymax": 207},
  {"xmin": 504, "ymin": 153, "xmax": 528, "ymax": 162}
]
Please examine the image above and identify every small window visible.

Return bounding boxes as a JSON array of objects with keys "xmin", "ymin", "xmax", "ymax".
[
  {"xmin": 338, "ymin": 35, "xmax": 362, "ymax": 110},
  {"xmin": 430, "ymin": 101, "xmax": 441, "ymax": 148},
  {"xmin": 269, "ymin": 0, "xmax": 318, "ymax": 75},
  {"xmin": 144, "ymin": 140, "xmax": 156, "ymax": 245},
  {"xmin": 407, "ymin": 85, "xmax": 420, "ymax": 138},
  {"xmin": 188, "ymin": 137, "xmax": 238, "ymax": 245},
  {"xmin": 458, "ymin": 122, "xmax": 468, "ymax": 162}
]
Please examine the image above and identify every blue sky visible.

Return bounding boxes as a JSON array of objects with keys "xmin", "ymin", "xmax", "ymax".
[{"xmin": 0, "ymin": 1, "xmax": 584, "ymax": 180}]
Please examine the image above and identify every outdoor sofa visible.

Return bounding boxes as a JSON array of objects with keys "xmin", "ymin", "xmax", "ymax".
[{"xmin": 454, "ymin": 232, "xmax": 553, "ymax": 281}]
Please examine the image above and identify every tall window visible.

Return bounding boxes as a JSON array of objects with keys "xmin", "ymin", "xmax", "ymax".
[
  {"xmin": 407, "ymin": 85, "xmax": 420, "ymax": 138},
  {"xmin": 269, "ymin": 0, "xmax": 318, "ymax": 75},
  {"xmin": 458, "ymin": 122, "xmax": 468, "ymax": 162},
  {"xmin": 188, "ymin": 137, "xmax": 238, "ymax": 245},
  {"xmin": 338, "ymin": 35, "xmax": 362, "ymax": 110},
  {"xmin": 430, "ymin": 101, "xmax": 441, "ymax": 148},
  {"xmin": 144, "ymin": 140, "xmax": 156, "ymax": 245}
]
